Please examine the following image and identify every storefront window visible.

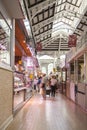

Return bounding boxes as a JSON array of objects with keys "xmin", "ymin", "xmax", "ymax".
[
  {"xmin": 70, "ymin": 62, "xmax": 74, "ymax": 81},
  {"xmin": 0, "ymin": 12, "xmax": 11, "ymax": 65},
  {"xmin": 42, "ymin": 67, "xmax": 46, "ymax": 74},
  {"xmin": 48, "ymin": 63, "xmax": 53, "ymax": 75},
  {"xmin": 78, "ymin": 55, "xmax": 84, "ymax": 82}
]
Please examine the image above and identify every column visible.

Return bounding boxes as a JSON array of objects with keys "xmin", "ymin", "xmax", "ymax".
[{"xmin": 10, "ymin": 19, "xmax": 15, "ymax": 68}]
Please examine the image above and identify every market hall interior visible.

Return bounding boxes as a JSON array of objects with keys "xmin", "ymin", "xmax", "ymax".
[{"xmin": 1, "ymin": 0, "xmax": 87, "ymax": 130}]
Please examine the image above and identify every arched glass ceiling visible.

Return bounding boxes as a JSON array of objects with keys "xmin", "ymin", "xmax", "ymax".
[
  {"xmin": 52, "ymin": 0, "xmax": 87, "ymax": 38},
  {"xmin": 20, "ymin": 0, "xmax": 87, "ymax": 55}
]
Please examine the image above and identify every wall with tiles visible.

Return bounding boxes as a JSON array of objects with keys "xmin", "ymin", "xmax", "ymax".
[{"xmin": 0, "ymin": 68, "xmax": 13, "ymax": 130}]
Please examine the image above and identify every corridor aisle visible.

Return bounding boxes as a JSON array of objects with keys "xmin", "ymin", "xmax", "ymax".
[{"xmin": 6, "ymin": 94, "xmax": 87, "ymax": 130}]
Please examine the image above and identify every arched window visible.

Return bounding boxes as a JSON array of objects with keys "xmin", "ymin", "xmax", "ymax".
[
  {"xmin": 42, "ymin": 67, "xmax": 46, "ymax": 74},
  {"xmin": 48, "ymin": 63, "xmax": 53, "ymax": 75}
]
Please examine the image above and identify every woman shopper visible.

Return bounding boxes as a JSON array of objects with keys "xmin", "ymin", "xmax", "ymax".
[{"xmin": 50, "ymin": 75, "xmax": 57, "ymax": 97}]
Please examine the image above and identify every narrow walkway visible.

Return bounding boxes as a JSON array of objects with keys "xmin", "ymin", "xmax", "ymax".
[{"xmin": 6, "ymin": 93, "xmax": 87, "ymax": 130}]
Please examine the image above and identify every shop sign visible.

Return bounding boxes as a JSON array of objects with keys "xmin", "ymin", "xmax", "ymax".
[
  {"xmin": 36, "ymin": 42, "xmax": 42, "ymax": 51},
  {"xmin": 68, "ymin": 34, "xmax": 77, "ymax": 47}
]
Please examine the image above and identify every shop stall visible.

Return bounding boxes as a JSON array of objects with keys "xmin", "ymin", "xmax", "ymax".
[
  {"xmin": 13, "ymin": 20, "xmax": 34, "ymax": 111},
  {"xmin": 0, "ymin": 8, "xmax": 13, "ymax": 129},
  {"xmin": 13, "ymin": 57, "xmax": 33, "ymax": 111},
  {"xmin": 66, "ymin": 33, "xmax": 87, "ymax": 110},
  {"xmin": 61, "ymin": 67, "xmax": 67, "ymax": 95},
  {"xmin": 57, "ymin": 55, "xmax": 67, "ymax": 95}
]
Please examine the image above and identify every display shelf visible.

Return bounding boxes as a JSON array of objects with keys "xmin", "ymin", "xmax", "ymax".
[
  {"xmin": 14, "ymin": 71, "xmax": 25, "ymax": 88},
  {"xmin": 14, "ymin": 87, "xmax": 27, "ymax": 92}
]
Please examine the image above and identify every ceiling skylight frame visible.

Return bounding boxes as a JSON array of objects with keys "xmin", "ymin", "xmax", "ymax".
[{"xmin": 52, "ymin": 0, "xmax": 87, "ymax": 39}]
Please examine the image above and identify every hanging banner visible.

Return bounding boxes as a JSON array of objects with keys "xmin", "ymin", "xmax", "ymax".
[
  {"xmin": 36, "ymin": 42, "xmax": 42, "ymax": 51},
  {"xmin": 68, "ymin": 34, "xmax": 77, "ymax": 47}
]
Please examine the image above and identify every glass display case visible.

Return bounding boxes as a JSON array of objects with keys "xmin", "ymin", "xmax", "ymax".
[
  {"xmin": 70, "ymin": 62, "xmax": 74, "ymax": 81},
  {"xmin": 77, "ymin": 55, "xmax": 84, "ymax": 83},
  {"xmin": 14, "ymin": 71, "xmax": 25, "ymax": 89},
  {"xmin": 13, "ymin": 70, "xmax": 32, "ymax": 111},
  {"xmin": 13, "ymin": 71, "xmax": 26, "ymax": 110}
]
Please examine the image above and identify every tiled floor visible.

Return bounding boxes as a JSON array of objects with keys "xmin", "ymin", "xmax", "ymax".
[{"xmin": 6, "ymin": 93, "xmax": 87, "ymax": 130}]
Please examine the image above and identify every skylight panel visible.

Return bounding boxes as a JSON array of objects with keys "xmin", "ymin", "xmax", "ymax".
[
  {"xmin": 61, "ymin": 4, "xmax": 65, "ymax": 10},
  {"xmin": 49, "ymin": 8, "xmax": 53, "ymax": 17},
  {"xmin": 76, "ymin": 0, "xmax": 83, "ymax": 6},
  {"xmin": 58, "ymin": 0, "xmax": 62, "ymax": 5},
  {"xmin": 52, "ymin": 0, "xmax": 86, "ymax": 38},
  {"xmin": 62, "ymin": 0, "xmax": 66, "ymax": 2},
  {"xmin": 56, "ymin": 6, "xmax": 60, "ymax": 12},
  {"xmin": 39, "ymin": 14, "xmax": 43, "ymax": 21},
  {"xmin": 67, "ymin": 0, "xmax": 72, "ymax": 2},
  {"xmin": 79, "ymin": 0, "xmax": 87, "ymax": 14},
  {"xmin": 44, "ymin": 11, "xmax": 48, "ymax": 19},
  {"xmin": 72, "ymin": 0, "xmax": 77, "ymax": 5}
]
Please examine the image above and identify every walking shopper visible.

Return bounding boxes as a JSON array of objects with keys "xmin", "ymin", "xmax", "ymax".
[
  {"xmin": 50, "ymin": 75, "xmax": 57, "ymax": 97},
  {"xmin": 40, "ymin": 74, "xmax": 48, "ymax": 99},
  {"xmin": 33, "ymin": 76, "xmax": 38, "ymax": 94}
]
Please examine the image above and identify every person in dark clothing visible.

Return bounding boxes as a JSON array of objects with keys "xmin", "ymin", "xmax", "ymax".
[
  {"xmin": 50, "ymin": 75, "xmax": 57, "ymax": 97},
  {"xmin": 37, "ymin": 76, "xmax": 42, "ymax": 92},
  {"xmin": 33, "ymin": 76, "xmax": 38, "ymax": 93}
]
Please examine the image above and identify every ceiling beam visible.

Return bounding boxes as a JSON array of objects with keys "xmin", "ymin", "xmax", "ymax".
[
  {"xmin": 42, "ymin": 37, "xmax": 68, "ymax": 47},
  {"xmin": 33, "ymin": 17, "xmax": 75, "ymax": 36},
  {"xmin": 29, "ymin": 0, "xmax": 56, "ymax": 22},
  {"xmin": 28, "ymin": 0, "xmax": 56, "ymax": 10},
  {"xmin": 66, "ymin": 1, "xmax": 81, "ymax": 8},
  {"xmin": 42, "ymin": 48, "xmax": 69, "ymax": 51},
  {"xmin": 42, "ymin": 34, "xmax": 68, "ymax": 46},
  {"xmin": 80, "ymin": 22, "xmax": 87, "ymax": 26},
  {"xmin": 56, "ymin": 1, "xmax": 66, "ymax": 7},
  {"xmin": 34, "ymin": 29, "xmax": 52, "ymax": 38},
  {"xmin": 32, "ymin": 16, "xmax": 54, "ymax": 32}
]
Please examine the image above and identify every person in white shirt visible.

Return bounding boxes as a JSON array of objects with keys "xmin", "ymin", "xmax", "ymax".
[{"xmin": 50, "ymin": 75, "xmax": 57, "ymax": 97}]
